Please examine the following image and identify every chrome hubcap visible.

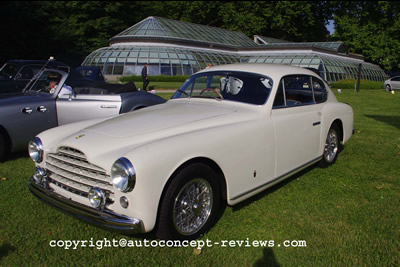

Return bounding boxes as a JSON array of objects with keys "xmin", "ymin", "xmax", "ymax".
[
  {"xmin": 173, "ymin": 178, "xmax": 213, "ymax": 235},
  {"xmin": 324, "ymin": 129, "xmax": 338, "ymax": 162}
]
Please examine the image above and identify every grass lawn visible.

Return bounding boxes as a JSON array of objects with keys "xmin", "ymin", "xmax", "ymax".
[{"xmin": 0, "ymin": 89, "xmax": 399, "ymax": 265}]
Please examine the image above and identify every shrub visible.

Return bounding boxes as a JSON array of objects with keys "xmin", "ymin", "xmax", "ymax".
[
  {"xmin": 120, "ymin": 75, "xmax": 191, "ymax": 83},
  {"xmin": 330, "ymin": 79, "xmax": 384, "ymax": 90}
]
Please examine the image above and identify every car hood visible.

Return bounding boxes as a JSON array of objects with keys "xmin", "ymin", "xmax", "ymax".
[
  {"xmin": 51, "ymin": 99, "xmax": 257, "ymax": 164},
  {"xmin": 85, "ymin": 99, "xmax": 237, "ymax": 138}
]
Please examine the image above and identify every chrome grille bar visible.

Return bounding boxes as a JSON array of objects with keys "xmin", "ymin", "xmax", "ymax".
[{"xmin": 46, "ymin": 147, "xmax": 114, "ymax": 201}]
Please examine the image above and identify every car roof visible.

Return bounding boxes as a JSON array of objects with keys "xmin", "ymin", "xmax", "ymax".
[{"xmin": 6, "ymin": 59, "xmax": 69, "ymax": 67}]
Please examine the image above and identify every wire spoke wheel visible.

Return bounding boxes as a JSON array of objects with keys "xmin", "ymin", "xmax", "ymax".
[
  {"xmin": 173, "ymin": 178, "xmax": 213, "ymax": 236},
  {"xmin": 324, "ymin": 128, "xmax": 338, "ymax": 163}
]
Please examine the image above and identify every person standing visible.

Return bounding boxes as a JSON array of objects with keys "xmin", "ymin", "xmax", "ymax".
[
  {"xmin": 206, "ymin": 63, "xmax": 213, "ymax": 88},
  {"xmin": 141, "ymin": 63, "xmax": 149, "ymax": 91}
]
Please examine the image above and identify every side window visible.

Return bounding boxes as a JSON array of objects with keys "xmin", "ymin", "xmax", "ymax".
[
  {"xmin": 392, "ymin": 77, "xmax": 400, "ymax": 82},
  {"xmin": 273, "ymin": 80, "xmax": 285, "ymax": 107},
  {"xmin": 312, "ymin": 77, "xmax": 327, "ymax": 103},
  {"xmin": 284, "ymin": 75, "xmax": 313, "ymax": 106}
]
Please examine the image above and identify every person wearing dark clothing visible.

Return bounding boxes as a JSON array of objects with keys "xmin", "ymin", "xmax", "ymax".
[{"xmin": 141, "ymin": 63, "xmax": 149, "ymax": 91}]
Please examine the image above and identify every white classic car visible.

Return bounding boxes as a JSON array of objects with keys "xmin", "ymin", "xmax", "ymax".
[{"xmin": 29, "ymin": 64, "xmax": 353, "ymax": 240}]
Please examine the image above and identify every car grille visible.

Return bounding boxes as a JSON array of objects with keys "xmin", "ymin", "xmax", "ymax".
[{"xmin": 45, "ymin": 147, "xmax": 114, "ymax": 203}]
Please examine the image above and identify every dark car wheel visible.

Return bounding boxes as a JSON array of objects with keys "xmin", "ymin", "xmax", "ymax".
[
  {"xmin": 385, "ymin": 84, "xmax": 392, "ymax": 92},
  {"xmin": 156, "ymin": 163, "xmax": 221, "ymax": 240},
  {"xmin": 319, "ymin": 124, "xmax": 340, "ymax": 168}
]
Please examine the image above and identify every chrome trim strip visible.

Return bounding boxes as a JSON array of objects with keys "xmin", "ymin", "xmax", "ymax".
[
  {"xmin": 230, "ymin": 156, "xmax": 322, "ymax": 201},
  {"xmin": 29, "ymin": 179, "xmax": 145, "ymax": 234}
]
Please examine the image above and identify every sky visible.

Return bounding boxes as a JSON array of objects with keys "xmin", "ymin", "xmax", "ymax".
[{"xmin": 327, "ymin": 20, "xmax": 335, "ymax": 35}]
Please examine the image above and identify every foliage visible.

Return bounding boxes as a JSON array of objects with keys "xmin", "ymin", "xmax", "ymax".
[
  {"xmin": 120, "ymin": 75, "xmax": 190, "ymax": 83},
  {"xmin": 331, "ymin": 1, "xmax": 400, "ymax": 71},
  {"xmin": 164, "ymin": 1, "xmax": 332, "ymax": 42},
  {"xmin": 1, "ymin": 1, "xmax": 399, "ymax": 72}
]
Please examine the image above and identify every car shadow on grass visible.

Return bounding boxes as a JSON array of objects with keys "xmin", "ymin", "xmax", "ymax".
[
  {"xmin": 231, "ymin": 163, "xmax": 319, "ymax": 212},
  {"xmin": 2, "ymin": 151, "xmax": 30, "ymax": 163},
  {"xmin": 365, "ymin": 114, "xmax": 400, "ymax": 130},
  {"xmin": 0, "ymin": 243, "xmax": 16, "ymax": 260}
]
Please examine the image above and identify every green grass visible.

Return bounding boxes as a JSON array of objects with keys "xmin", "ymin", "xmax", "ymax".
[
  {"xmin": 1, "ymin": 89, "xmax": 399, "ymax": 265},
  {"xmin": 331, "ymin": 79, "xmax": 384, "ymax": 90}
]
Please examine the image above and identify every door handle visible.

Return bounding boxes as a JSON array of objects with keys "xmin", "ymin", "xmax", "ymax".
[
  {"xmin": 22, "ymin": 107, "xmax": 33, "ymax": 114},
  {"xmin": 313, "ymin": 121, "xmax": 321, "ymax": 126},
  {"xmin": 100, "ymin": 105, "xmax": 117, "ymax": 109},
  {"xmin": 37, "ymin": 106, "xmax": 47, "ymax": 112}
]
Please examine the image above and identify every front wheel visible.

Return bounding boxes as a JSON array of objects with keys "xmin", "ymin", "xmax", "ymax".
[
  {"xmin": 319, "ymin": 124, "xmax": 340, "ymax": 168},
  {"xmin": 156, "ymin": 163, "xmax": 221, "ymax": 240},
  {"xmin": 385, "ymin": 84, "xmax": 392, "ymax": 92}
]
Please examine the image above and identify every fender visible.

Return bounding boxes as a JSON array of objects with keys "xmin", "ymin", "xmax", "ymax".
[{"xmin": 120, "ymin": 91, "xmax": 166, "ymax": 113}]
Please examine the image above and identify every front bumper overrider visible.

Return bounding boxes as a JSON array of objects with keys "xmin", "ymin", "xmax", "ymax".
[{"xmin": 29, "ymin": 178, "xmax": 145, "ymax": 235}]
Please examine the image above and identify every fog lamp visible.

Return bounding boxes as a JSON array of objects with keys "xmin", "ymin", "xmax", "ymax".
[
  {"xmin": 32, "ymin": 167, "xmax": 46, "ymax": 184},
  {"xmin": 88, "ymin": 187, "xmax": 106, "ymax": 209},
  {"xmin": 120, "ymin": 196, "xmax": 129, "ymax": 209}
]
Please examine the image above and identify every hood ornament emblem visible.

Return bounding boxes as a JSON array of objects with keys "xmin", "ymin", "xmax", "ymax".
[{"xmin": 75, "ymin": 134, "xmax": 85, "ymax": 140}]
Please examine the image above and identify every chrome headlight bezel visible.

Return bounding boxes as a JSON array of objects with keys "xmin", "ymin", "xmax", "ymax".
[
  {"xmin": 88, "ymin": 187, "xmax": 106, "ymax": 209},
  {"xmin": 111, "ymin": 157, "xmax": 136, "ymax": 192},
  {"xmin": 28, "ymin": 137, "xmax": 43, "ymax": 163}
]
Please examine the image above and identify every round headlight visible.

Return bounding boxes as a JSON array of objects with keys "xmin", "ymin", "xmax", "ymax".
[
  {"xmin": 111, "ymin": 157, "xmax": 135, "ymax": 192},
  {"xmin": 28, "ymin": 137, "xmax": 43, "ymax": 163},
  {"xmin": 88, "ymin": 187, "xmax": 106, "ymax": 209}
]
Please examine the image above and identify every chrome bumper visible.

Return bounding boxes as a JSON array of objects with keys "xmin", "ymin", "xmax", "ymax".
[{"xmin": 29, "ymin": 178, "xmax": 145, "ymax": 235}]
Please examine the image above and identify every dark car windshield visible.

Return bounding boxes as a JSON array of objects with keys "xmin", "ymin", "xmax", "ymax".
[
  {"xmin": 171, "ymin": 71, "xmax": 273, "ymax": 105},
  {"xmin": 28, "ymin": 70, "xmax": 63, "ymax": 94},
  {"xmin": 0, "ymin": 63, "xmax": 19, "ymax": 79}
]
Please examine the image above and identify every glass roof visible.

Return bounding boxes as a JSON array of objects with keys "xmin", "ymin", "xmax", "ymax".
[
  {"xmin": 114, "ymin": 16, "xmax": 257, "ymax": 48},
  {"xmin": 255, "ymin": 35, "xmax": 344, "ymax": 52},
  {"xmin": 83, "ymin": 46, "xmax": 388, "ymax": 82}
]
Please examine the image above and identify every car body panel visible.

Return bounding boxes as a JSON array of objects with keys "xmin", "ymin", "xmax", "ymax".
[
  {"xmin": 57, "ymin": 94, "xmax": 122, "ymax": 125},
  {"xmin": 30, "ymin": 64, "xmax": 354, "ymax": 234}
]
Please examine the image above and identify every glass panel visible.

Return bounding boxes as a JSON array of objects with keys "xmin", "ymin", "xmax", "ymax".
[
  {"xmin": 284, "ymin": 75, "xmax": 313, "ymax": 105},
  {"xmin": 113, "ymin": 65, "xmax": 124, "ymax": 75}
]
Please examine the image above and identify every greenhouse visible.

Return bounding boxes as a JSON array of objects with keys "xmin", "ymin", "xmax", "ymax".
[{"xmin": 82, "ymin": 16, "xmax": 388, "ymax": 82}]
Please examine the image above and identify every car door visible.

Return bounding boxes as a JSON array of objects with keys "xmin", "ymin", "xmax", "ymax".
[
  {"xmin": 271, "ymin": 75, "xmax": 323, "ymax": 177},
  {"xmin": 56, "ymin": 92, "xmax": 122, "ymax": 126},
  {"xmin": 391, "ymin": 77, "xmax": 400, "ymax": 89},
  {"xmin": 1, "ymin": 85, "xmax": 60, "ymax": 152}
]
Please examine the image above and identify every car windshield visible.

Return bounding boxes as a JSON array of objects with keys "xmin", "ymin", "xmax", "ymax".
[
  {"xmin": 0, "ymin": 63, "xmax": 19, "ymax": 79},
  {"xmin": 28, "ymin": 70, "xmax": 63, "ymax": 94},
  {"xmin": 171, "ymin": 71, "xmax": 273, "ymax": 105}
]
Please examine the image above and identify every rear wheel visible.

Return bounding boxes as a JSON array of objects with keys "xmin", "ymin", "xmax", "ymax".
[
  {"xmin": 156, "ymin": 163, "xmax": 221, "ymax": 240},
  {"xmin": 319, "ymin": 124, "xmax": 340, "ymax": 168}
]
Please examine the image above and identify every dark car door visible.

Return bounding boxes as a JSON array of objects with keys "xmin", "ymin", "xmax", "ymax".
[
  {"xmin": 0, "ymin": 70, "xmax": 65, "ymax": 151},
  {"xmin": 2, "ymin": 94, "xmax": 57, "ymax": 151}
]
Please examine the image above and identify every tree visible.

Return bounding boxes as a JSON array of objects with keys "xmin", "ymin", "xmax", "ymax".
[{"xmin": 331, "ymin": 1, "xmax": 400, "ymax": 71}]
